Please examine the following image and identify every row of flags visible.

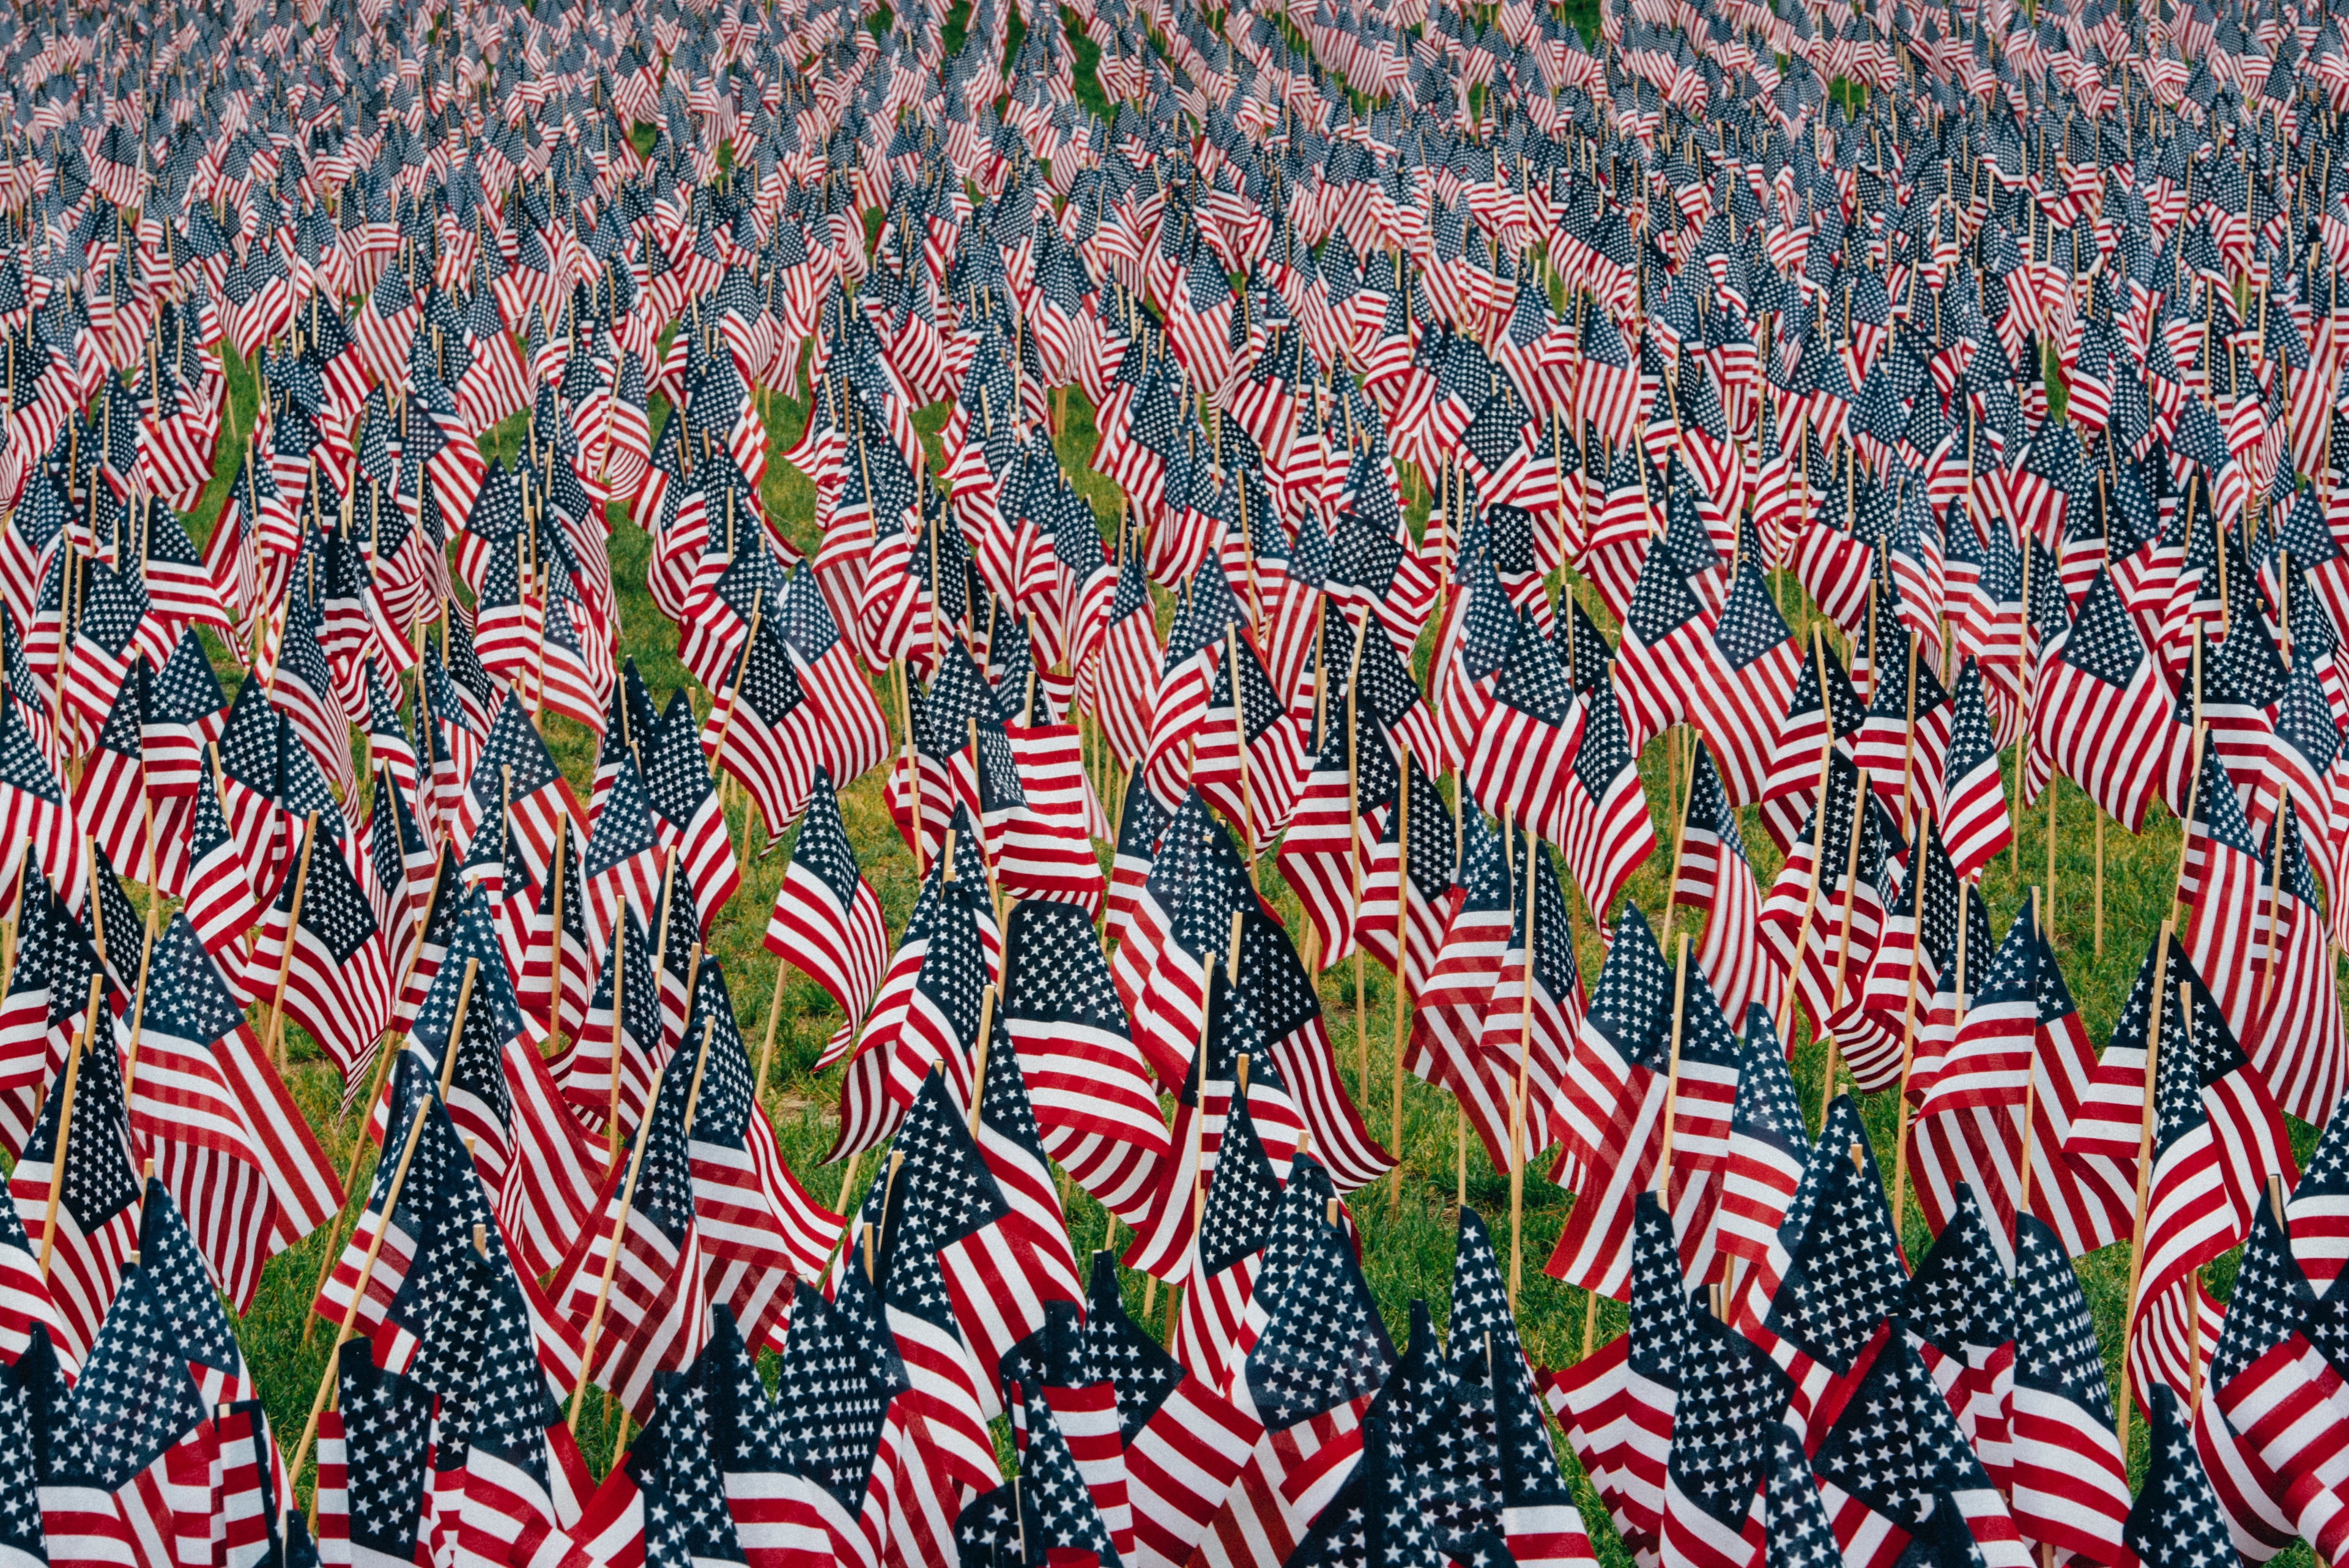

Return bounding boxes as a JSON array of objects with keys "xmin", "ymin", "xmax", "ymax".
[{"xmin": 11, "ymin": 0, "xmax": 2349, "ymax": 1551}]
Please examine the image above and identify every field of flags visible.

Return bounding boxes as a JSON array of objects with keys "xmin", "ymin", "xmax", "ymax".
[{"xmin": 27, "ymin": 0, "xmax": 2349, "ymax": 1553}]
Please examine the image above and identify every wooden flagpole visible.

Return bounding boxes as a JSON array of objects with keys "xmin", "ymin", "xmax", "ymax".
[
  {"xmin": 2115, "ymin": 923, "xmax": 2175, "ymax": 1454},
  {"xmin": 1508, "ymin": 819, "xmax": 1537, "ymax": 1312},
  {"xmin": 266, "ymin": 812, "xmax": 323, "ymax": 1070},
  {"xmin": 38, "ymin": 976, "xmax": 103, "ymax": 1277}
]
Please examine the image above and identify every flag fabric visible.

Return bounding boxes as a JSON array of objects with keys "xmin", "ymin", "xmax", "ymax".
[
  {"xmin": 1000, "ymin": 899, "xmax": 1167, "ymax": 1226},
  {"xmin": 2011, "ymin": 1213, "xmax": 2132, "ymax": 1565},
  {"xmin": 124, "ymin": 912, "xmax": 344, "ymax": 1309},
  {"xmin": 764, "ymin": 768, "xmax": 888, "ymax": 1059},
  {"xmin": 1673, "ymin": 744, "xmax": 1777, "ymax": 1030},
  {"xmin": 7, "ymin": 1001, "xmax": 139, "ymax": 1365},
  {"xmin": 1902, "ymin": 1184, "xmax": 2016, "ymax": 1496},
  {"xmin": 1082, "ymin": 1253, "xmax": 1260, "ymax": 1568},
  {"xmin": 2212, "ymin": 1195, "xmax": 2349, "ymax": 1564},
  {"xmin": 55, "ymin": 1261, "xmax": 215, "ymax": 1568},
  {"xmin": 2030, "ymin": 569, "xmax": 2183, "ymax": 831},
  {"xmin": 248, "ymin": 822, "xmax": 393, "ymax": 1083}
]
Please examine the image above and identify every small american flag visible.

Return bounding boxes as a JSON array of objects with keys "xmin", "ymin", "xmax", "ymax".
[
  {"xmin": 249, "ymin": 828, "xmax": 392, "ymax": 1085},
  {"xmin": 59, "ymin": 1261, "xmax": 215, "ymax": 1568},
  {"xmin": 583, "ymin": 754, "xmax": 666, "ymax": 966},
  {"xmin": 644, "ymin": 689, "xmax": 741, "ymax": 931},
  {"xmin": 764, "ymin": 768, "xmax": 887, "ymax": 1060},
  {"xmin": 2128, "ymin": 1384, "xmax": 2242, "ymax": 1568},
  {"xmin": 128, "ymin": 912, "xmax": 343, "ymax": 1310},
  {"xmin": 1462, "ymin": 608, "xmax": 1581, "ymax": 848},
  {"xmin": 7, "ymin": 1001, "xmax": 139, "ymax": 1365},
  {"xmin": 2030, "ymin": 570, "xmax": 2181, "ymax": 833},
  {"xmin": 1902, "ymin": 1183, "xmax": 2016, "ymax": 1493},
  {"xmin": 1809, "ymin": 1327, "xmax": 2029, "ymax": 1568},
  {"xmin": 875, "ymin": 1072, "xmax": 1019, "ymax": 1498},
  {"xmin": 772, "ymin": 1271, "xmax": 907, "ymax": 1567},
  {"xmin": 1661, "ymin": 1311, "xmax": 1790, "ymax": 1568},
  {"xmin": 2010, "ymin": 1212, "xmax": 2133, "ymax": 1561}
]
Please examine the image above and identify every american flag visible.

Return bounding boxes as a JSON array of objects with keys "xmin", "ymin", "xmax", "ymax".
[
  {"xmin": 680, "ymin": 960, "xmax": 846, "ymax": 1342},
  {"xmin": 1206, "ymin": 1202, "xmax": 1393, "ymax": 1568},
  {"xmin": 1674, "ymin": 744, "xmax": 1775, "ymax": 1030},
  {"xmin": 421, "ymin": 890, "xmax": 603, "ymax": 1280},
  {"xmin": 0, "ymin": 693, "xmax": 91, "ymax": 918},
  {"xmin": 765, "ymin": 770, "xmax": 888, "ymax": 1062},
  {"xmin": 566, "ymin": 1307, "xmax": 829, "ymax": 1568},
  {"xmin": 2128, "ymin": 1383, "xmax": 2241, "ymax": 1568},
  {"xmin": 312, "ymin": 1354, "xmax": 432, "ymax": 1568},
  {"xmin": 704, "ymin": 619, "xmax": 820, "ymax": 835},
  {"xmin": 1756, "ymin": 633, "xmax": 1867, "ymax": 855},
  {"xmin": 527, "ymin": 820, "xmax": 595, "ymax": 1045},
  {"xmin": 2271, "ymin": 629, "xmax": 2339, "ymax": 850},
  {"xmin": 771, "ymin": 1271, "xmax": 905, "ymax": 1568},
  {"xmin": 1759, "ymin": 754, "xmax": 1891, "ymax": 1056},
  {"xmin": 1000, "ymin": 1299, "xmax": 1131, "ymax": 1562},
  {"xmin": 1556, "ymin": 677, "xmax": 1657, "ymax": 943},
  {"xmin": 568, "ymin": 907, "xmax": 660, "ymax": 1139},
  {"xmin": 413, "ymin": 1236, "xmax": 592, "ymax": 1568},
  {"xmin": 456, "ymin": 694, "xmax": 573, "ymax": 892},
  {"xmin": 2009, "ymin": 1212, "xmax": 2133, "ymax": 1562},
  {"xmin": 2214, "ymin": 1197, "xmax": 2349, "ymax": 1562},
  {"xmin": 1223, "ymin": 903, "xmax": 1394, "ymax": 1195},
  {"xmin": 58, "ymin": 1261, "xmax": 215, "ymax": 1568},
  {"xmin": 1117, "ymin": 788, "xmax": 1257, "ymax": 1087},
  {"xmin": 1613, "ymin": 534, "xmax": 1716, "ymax": 754},
  {"xmin": 1852, "ymin": 618, "xmax": 1952, "ymax": 831},
  {"xmin": 831, "ymin": 819, "xmax": 998, "ymax": 1157},
  {"xmin": 126, "ymin": 911, "xmax": 344, "ymax": 1310},
  {"xmin": 249, "ymin": 827, "xmax": 392, "ymax": 1085},
  {"xmin": 71, "ymin": 673, "xmax": 149, "ymax": 892},
  {"xmin": 2031, "ymin": 570, "xmax": 2184, "ymax": 832},
  {"xmin": 0, "ymin": 866, "xmax": 75, "ymax": 1157},
  {"xmin": 0, "ymin": 1170, "xmax": 64, "ymax": 1369},
  {"xmin": 1570, "ymin": 1192, "xmax": 1689, "ymax": 1558},
  {"xmin": 2180, "ymin": 743, "xmax": 2266, "ymax": 1044},
  {"xmin": 6, "ymin": 997, "xmax": 138, "ymax": 1365},
  {"xmin": 312, "ymin": 1323, "xmax": 432, "ymax": 1568},
  {"xmin": 583, "ymin": 754, "xmax": 667, "ymax": 966},
  {"xmin": 1405, "ymin": 802, "xmax": 1519, "ymax": 1173},
  {"xmin": 2246, "ymin": 800, "xmax": 2348, "ymax": 1126},
  {"xmin": 1713, "ymin": 1006, "xmax": 1811, "ymax": 1274},
  {"xmin": 1910, "ymin": 901, "xmax": 2132, "ymax": 1254},
  {"xmin": 1138, "ymin": 560, "xmax": 1248, "ymax": 814},
  {"xmin": 1463, "ymin": 608, "xmax": 1581, "ymax": 849},
  {"xmin": 874, "ymin": 1072, "xmax": 1017, "ymax": 1498},
  {"xmin": 1730, "ymin": 1094, "xmax": 1906, "ymax": 1442},
  {"xmin": 1809, "ymin": 1326, "xmax": 2030, "ymax": 1568},
  {"xmin": 63, "ymin": 558, "xmax": 143, "ymax": 735},
  {"xmin": 1193, "ymin": 626, "xmax": 1305, "ymax": 850},
  {"xmin": 1939, "ymin": 658, "xmax": 2014, "ymax": 882},
  {"xmin": 314, "ymin": 1056, "xmax": 478, "ymax": 1347},
  {"xmin": 1902, "ymin": 1184, "xmax": 2016, "ymax": 1495},
  {"xmin": 136, "ymin": 1173, "xmax": 261, "ymax": 1419},
  {"xmin": 1698, "ymin": 550, "xmax": 1802, "ymax": 807},
  {"xmin": 141, "ymin": 628, "xmax": 226, "ymax": 799},
  {"xmin": 1661, "ymin": 1309, "xmax": 1791, "ymax": 1568},
  {"xmin": 1357, "ymin": 752, "xmax": 1455, "ymax": 1008},
  {"xmin": 999, "ymin": 899, "xmax": 1163, "ymax": 1226},
  {"xmin": 1174, "ymin": 1083, "xmax": 1286, "ymax": 1392},
  {"xmin": 2069, "ymin": 933, "xmax": 2293, "ymax": 1406},
  {"xmin": 1274, "ymin": 656, "xmax": 1387, "ymax": 968},
  {"xmin": 1076, "ymin": 1250, "xmax": 1258, "ymax": 1568}
]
